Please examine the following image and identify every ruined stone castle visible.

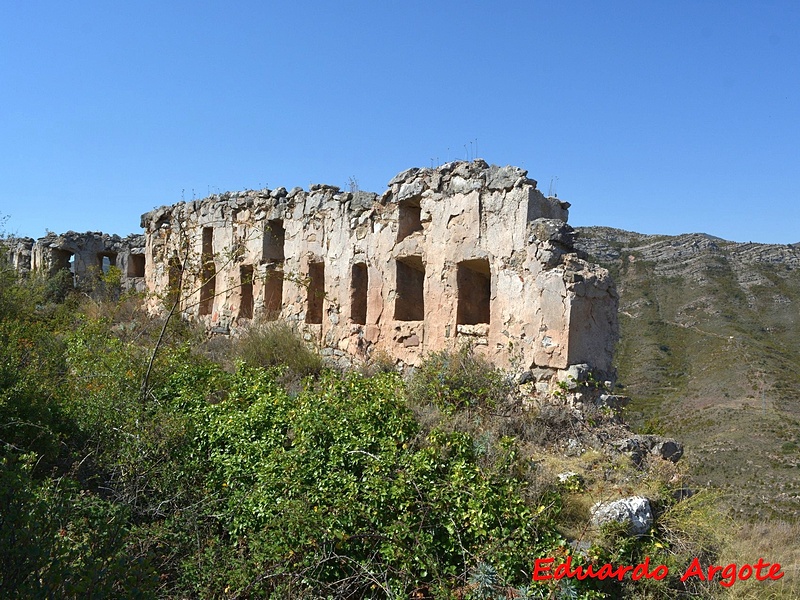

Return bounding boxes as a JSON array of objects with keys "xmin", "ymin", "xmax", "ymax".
[{"xmin": 7, "ymin": 160, "xmax": 619, "ymax": 377}]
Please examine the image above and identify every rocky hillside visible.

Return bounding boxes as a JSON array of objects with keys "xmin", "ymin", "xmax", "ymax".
[{"xmin": 574, "ymin": 226, "xmax": 800, "ymax": 520}]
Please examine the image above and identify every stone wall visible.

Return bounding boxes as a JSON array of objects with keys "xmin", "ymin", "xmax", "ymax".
[
  {"xmin": 3, "ymin": 236, "xmax": 34, "ymax": 275},
  {"xmin": 140, "ymin": 160, "xmax": 618, "ymax": 376},
  {"xmin": 19, "ymin": 231, "xmax": 146, "ymax": 292}
]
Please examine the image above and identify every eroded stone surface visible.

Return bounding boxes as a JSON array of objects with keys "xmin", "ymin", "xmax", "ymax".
[{"xmin": 4, "ymin": 236, "xmax": 34, "ymax": 275}]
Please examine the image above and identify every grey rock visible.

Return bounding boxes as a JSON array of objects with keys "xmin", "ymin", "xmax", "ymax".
[
  {"xmin": 486, "ymin": 165, "xmax": 525, "ymax": 190},
  {"xmin": 397, "ymin": 181, "xmax": 424, "ymax": 201},
  {"xmin": 388, "ymin": 168, "xmax": 420, "ymax": 186},
  {"xmin": 351, "ymin": 191, "xmax": 378, "ymax": 213},
  {"xmin": 531, "ymin": 218, "xmax": 576, "ymax": 247},
  {"xmin": 334, "ymin": 192, "xmax": 352, "ymax": 203},
  {"xmin": 448, "ymin": 175, "xmax": 484, "ymax": 194},
  {"xmin": 591, "ymin": 497, "xmax": 653, "ymax": 535},
  {"xmin": 558, "ymin": 363, "xmax": 591, "ymax": 389},
  {"xmin": 612, "ymin": 435, "xmax": 684, "ymax": 464},
  {"xmin": 530, "ymin": 367, "xmax": 553, "ymax": 382},
  {"xmin": 597, "ymin": 394, "xmax": 631, "ymax": 410},
  {"xmin": 287, "ymin": 187, "xmax": 304, "ymax": 199},
  {"xmin": 612, "ymin": 437, "xmax": 641, "ymax": 453},
  {"xmin": 515, "ymin": 370, "xmax": 534, "ymax": 385},
  {"xmin": 564, "ymin": 438, "xmax": 583, "ymax": 456},
  {"xmin": 651, "ymin": 438, "xmax": 684, "ymax": 463}
]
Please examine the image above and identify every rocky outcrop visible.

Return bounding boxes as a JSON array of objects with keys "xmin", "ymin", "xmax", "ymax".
[
  {"xmin": 613, "ymin": 435, "xmax": 684, "ymax": 465},
  {"xmin": 140, "ymin": 160, "xmax": 619, "ymax": 377}
]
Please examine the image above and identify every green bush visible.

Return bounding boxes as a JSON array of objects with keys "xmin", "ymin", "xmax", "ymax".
[
  {"xmin": 407, "ymin": 344, "xmax": 513, "ymax": 413},
  {"xmin": 0, "ymin": 454, "xmax": 156, "ymax": 598},
  {"xmin": 153, "ymin": 365, "xmax": 566, "ymax": 597},
  {"xmin": 44, "ymin": 268, "xmax": 76, "ymax": 304},
  {"xmin": 0, "ymin": 319, "xmax": 72, "ymax": 466}
]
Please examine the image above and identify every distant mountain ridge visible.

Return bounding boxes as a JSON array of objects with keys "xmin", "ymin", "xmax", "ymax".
[
  {"xmin": 574, "ymin": 226, "xmax": 800, "ymax": 520},
  {"xmin": 575, "ymin": 226, "xmax": 800, "ymax": 272}
]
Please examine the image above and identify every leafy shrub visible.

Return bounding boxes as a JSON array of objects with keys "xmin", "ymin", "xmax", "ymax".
[
  {"xmin": 44, "ymin": 268, "xmax": 76, "ymax": 304},
  {"xmin": 407, "ymin": 344, "xmax": 513, "ymax": 413},
  {"xmin": 0, "ymin": 454, "xmax": 157, "ymax": 598},
  {"xmin": 154, "ymin": 365, "xmax": 566, "ymax": 597},
  {"xmin": 0, "ymin": 318, "xmax": 71, "ymax": 465}
]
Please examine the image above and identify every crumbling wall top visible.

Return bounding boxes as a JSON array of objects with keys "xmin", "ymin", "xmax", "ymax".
[
  {"xmin": 34, "ymin": 231, "xmax": 144, "ymax": 253},
  {"xmin": 140, "ymin": 160, "xmax": 571, "ymax": 231},
  {"xmin": 385, "ymin": 159, "xmax": 533, "ymax": 197}
]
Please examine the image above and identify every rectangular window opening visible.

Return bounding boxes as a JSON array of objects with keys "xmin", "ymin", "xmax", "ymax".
[
  {"xmin": 167, "ymin": 255, "xmax": 182, "ymax": 306},
  {"xmin": 202, "ymin": 227, "xmax": 213, "ymax": 261},
  {"xmin": 128, "ymin": 253, "xmax": 145, "ymax": 277},
  {"xmin": 50, "ymin": 249, "xmax": 76, "ymax": 286},
  {"xmin": 199, "ymin": 228, "xmax": 215, "ymax": 316},
  {"xmin": 98, "ymin": 252, "xmax": 117, "ymax": 275},
  {"xmin": 263, "ymin": 219, "xmax": 286, "ymax": 263},
  {"xmin": 199, "ymin": 270, "xmax": 216, "ymax": 316},
  {"xmin": 350, "ymin": 263, "xmax": 368, "ymax": 325},
  {"xmin": 51, "ymin": 249, "xmax": 73, "ymax": 272},
  {"xmin": 394, "ymin": 256, "xmax": 425, "ymax": 321},
  {"xmin": 457, "ymin": 259, "xmax": 491, "ymax": 325},
  {"xmin": 239, "ymin": 265, "xmax": 254, "ymax": 319},
  {"xmin": 305, "ymin": 262, "xmax": 324, "ymax": 324},
  {"xmin": 264, "ymin": 269, "xmax": 284, "ymax": 321},
  {"xmin": 397, "ymin": 199, "xmax": 422, "ymax": 242}
]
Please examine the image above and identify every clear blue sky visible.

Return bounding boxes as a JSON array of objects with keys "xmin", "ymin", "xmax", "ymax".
[{"xmin": 1, "ymin": 1, "xmax": 798, "ymax": 243}]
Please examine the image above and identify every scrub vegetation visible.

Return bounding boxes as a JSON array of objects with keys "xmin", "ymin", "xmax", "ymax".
[{"xmin": 0, "ymin": 242, "xmax": 795, "ymax": 599}]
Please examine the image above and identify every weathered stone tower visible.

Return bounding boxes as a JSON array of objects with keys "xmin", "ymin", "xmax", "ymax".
[{"xmin": 140, "ymin": 160, "xmax": 618, "ymax": 375}]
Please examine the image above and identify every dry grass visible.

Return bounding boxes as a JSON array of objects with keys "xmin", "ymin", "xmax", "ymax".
[
  {"xmin": 234, "ymin": 320, "xmax": 323, "ymax": 381},
  {"xmin": 716, "ymin": 520, "xmax": 800, "ymax": 599}
]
